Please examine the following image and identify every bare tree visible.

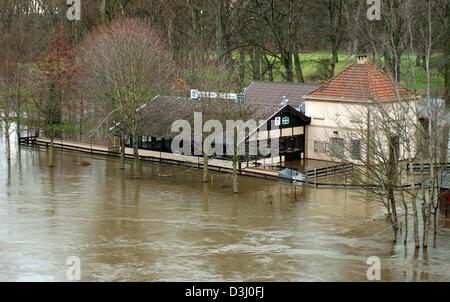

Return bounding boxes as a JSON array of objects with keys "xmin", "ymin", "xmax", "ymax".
[
  {"xmin": 182, "ymin": 52, "xmax": 240, "ymax": 183},
  {"xmin": 33, "ymin": 29, "xmax": 75, "ymax": 168},
  {"xmin": 243, "ymin": 0, "xmax": 307, "ymax": 83},
  {"xmin": 78, "ymin": 18, "xmax": 177, "ymax": 175},
  {"xmin": 0, "ymin": 75, "xmax": 15, "ymax": 161},
  {"xmin": 334, "ymin": 98, "xmax": 417, "ymax": 243}
]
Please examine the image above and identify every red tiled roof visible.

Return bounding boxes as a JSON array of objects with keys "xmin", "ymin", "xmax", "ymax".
[{"xmin": 306, "ymin": 63, "xmax": 415, "ymax": 102}]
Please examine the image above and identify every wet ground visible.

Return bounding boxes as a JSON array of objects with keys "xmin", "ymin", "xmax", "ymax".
[{"xmin": 0, "ymin": 135, "xmax": 449, "ymax": 281}]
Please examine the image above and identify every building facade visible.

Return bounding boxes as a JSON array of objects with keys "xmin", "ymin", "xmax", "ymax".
[{"xmin": 303, "ymin": 55, "xmax": 418, "ymax": 163}]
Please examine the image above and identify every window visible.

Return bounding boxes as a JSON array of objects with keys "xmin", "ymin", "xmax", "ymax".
[
  {"xmin": 314, "ymin": 140, "xmax": 327, "ymax": 153},
  {"xmin": 330, "ymin": 137, "xmax": 345, "ymax": 158},
  {"xmin": 351, "ymin": 139, "xmax": 361, "ymax": 159}
]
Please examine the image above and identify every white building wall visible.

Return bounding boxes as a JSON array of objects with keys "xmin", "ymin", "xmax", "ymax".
[
  {"xmin": 304, "ymin": 99, "xmax": 418, "ymax": 163},
  {"xmin": 305, "ymin": 100, "xmax": 365, "ymax": 162}
]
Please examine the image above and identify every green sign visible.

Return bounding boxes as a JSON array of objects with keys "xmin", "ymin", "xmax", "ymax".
[
  {"xmin": 237, "ymin": 93, "xmax": 246, "ymax": 102},
  {"xmin": 282, "ymin": 116, "xmax": 290, "ymax": 125}
]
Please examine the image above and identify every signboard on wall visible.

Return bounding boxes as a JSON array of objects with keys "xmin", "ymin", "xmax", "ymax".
[
  {"xmin": 237, "ymin": 93, "xmax": 246, "ymax": 102},
  {"xmin": 190, "ymin": 89, "xmax": 199, "ymax": 99},
  {"xmin": 275, "ymin": 117, "xmax": 281, "ymax": 126},
  {"xmin": 190, "ymin": 89, "xmax": 242, "ymax": 101}
]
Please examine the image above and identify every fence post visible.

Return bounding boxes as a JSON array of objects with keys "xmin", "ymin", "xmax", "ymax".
[{"xmin": 314, "ymin": 169, "xmax": 317, "ymax": 188}]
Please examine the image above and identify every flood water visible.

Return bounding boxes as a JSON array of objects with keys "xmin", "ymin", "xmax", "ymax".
[{"xmin": 0, "ymin": 134, "xmax": 449, "ymax": 282}]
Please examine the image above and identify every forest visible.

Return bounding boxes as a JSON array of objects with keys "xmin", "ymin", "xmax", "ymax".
[{"xmin": 0, "ymin": 0, "xmax": 448, "ymax": 91}]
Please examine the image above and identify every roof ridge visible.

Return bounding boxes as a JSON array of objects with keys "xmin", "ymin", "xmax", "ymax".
[{"xmin": 250, "ymin": 80, "xmax": 319, "ymax": 86}]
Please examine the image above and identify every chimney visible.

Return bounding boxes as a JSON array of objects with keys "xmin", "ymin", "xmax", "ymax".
[{"xmin": 357, "ymin": 54, "xmax": 368, "ymax": 64}]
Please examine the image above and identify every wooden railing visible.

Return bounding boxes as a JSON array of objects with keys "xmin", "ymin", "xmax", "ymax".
[
  {"xmin": 305, "ymin": 163, "xmax": 353, "ymax": 180},
  {"xmin": 19, "ymin": 136, "xmax": 37, "ymax": 145},
  {"xmin": 407, "ymin": 162, "xmax": 450, "ymax": 172}
]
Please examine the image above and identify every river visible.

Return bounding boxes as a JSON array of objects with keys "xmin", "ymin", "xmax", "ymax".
[{"xmin": 0, "ymin": 134, "xmax": 449, "ymax": 281}]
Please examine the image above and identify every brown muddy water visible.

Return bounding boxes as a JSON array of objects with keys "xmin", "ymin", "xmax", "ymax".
[{"xmin": 0, "ymin": 135, "xmax": 449, "ymax": 282}]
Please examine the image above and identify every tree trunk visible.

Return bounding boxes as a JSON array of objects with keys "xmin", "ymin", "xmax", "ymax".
[
  {"xmin": 331, "ymin": 48, "xmax": 339, "ymax": 76},
  {"xmin": 216, "ymin": 0, "xmax": 224, "ymax": 61},
  {"xmin": 432, "ymin": 186, "xmax": 439, "ymax": 235},
  {"xmin": 383, "ymin": 52, "xmax": 391, "ymax": 74},
  {"xmin": 251, "ymin": 48, "xmax": 261, "ymax": 81},
  {"xmin": 390, "ymin": 202, "xmax": 399, "ymax": 243},
  {"xmin": 402, "ymin": 196, "xmax": 408, "ymax": 245},
  {"xmin": 392, "ymin": 52, "xmax": 402, "ymax": 82},
  {"xmin": 49, "ymin": 133, "xmax": 54, "ymax": 168},
  {"xmin": 268, "ymin": 66, "xmax": 274, "ymax": 81},
  {"xmin": 232, "ymin": 158, "xmax": 238, "ymax": 194},
  {"xmin": 388, "ymin": 189, "xmax": 399, "ymax": 243},
  {"xmin": 120, "ymin": 132, "xmax": 126, "ymax": 170},
  {"xmin": 216, "ymin": 0, "xmax": 231, "ymax": 65},
  {"xmin": 422, "ymin": 189, "xmax": 430, "ymax": 249},
  {"xmin": 293, "ymin": 51, "xmax": 305, "ymax": 83},
  {"xmin": 433, "ymin": 209, "xmax": 439, "ymax": 235},
  {"xmin": 5, "ymin": 130, "xmax": 11, "ymax": 161},
  {"xmin": 265, "ymin": 55, "xmax": 274, "ymax": 81},
  {"xmin": 99, "ymin": 0, "xmax": 107, "ymax": 24},
  {"xmin": 283, "ymin": 51, "xmax": 294, "ymax": 82},
  {"xmin": 412, "ymin": 194, "xmax": 420, "ymax": 249},
  {"xmin": 79, "ymin": 100, "xmax": 84, "ymax": 140},
  {"xmin": 232, "ymin": 130, "xmax": 238, "ymax": 194},
  {"xmin": 132, "ymin": 134, "xmax": 140, "ymax": 177},
  {"xmin": 422, "ymin": 205, "xmax": 430, "ymax": 249},
  {"xmin": 415, "ymin": 53, "xmax": 421, "ymax": 67},
  {"xmin": 16, "ymin": 104, "xmax": 21, "ymax": 149},
  {"xmin": 239, "ymin": 47, "xmax": 246, "ymax": 86}
]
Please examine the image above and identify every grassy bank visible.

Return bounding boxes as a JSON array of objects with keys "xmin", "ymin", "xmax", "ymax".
[{"xmin": 240, "ymin": 51, "xmax": 444, "ymax": 96}]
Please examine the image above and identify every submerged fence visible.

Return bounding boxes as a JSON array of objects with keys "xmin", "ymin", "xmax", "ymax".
[
  {"xmin": 19, "ymin": 136, "xmax": 436, "ymax": 190},
  {"xmin": 18, "ymin": 136, "xmax": 281, "ymax": 181},
  {"xmin": 305, "ymin": 163, "xmax": 353, "ymax": 179}
]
